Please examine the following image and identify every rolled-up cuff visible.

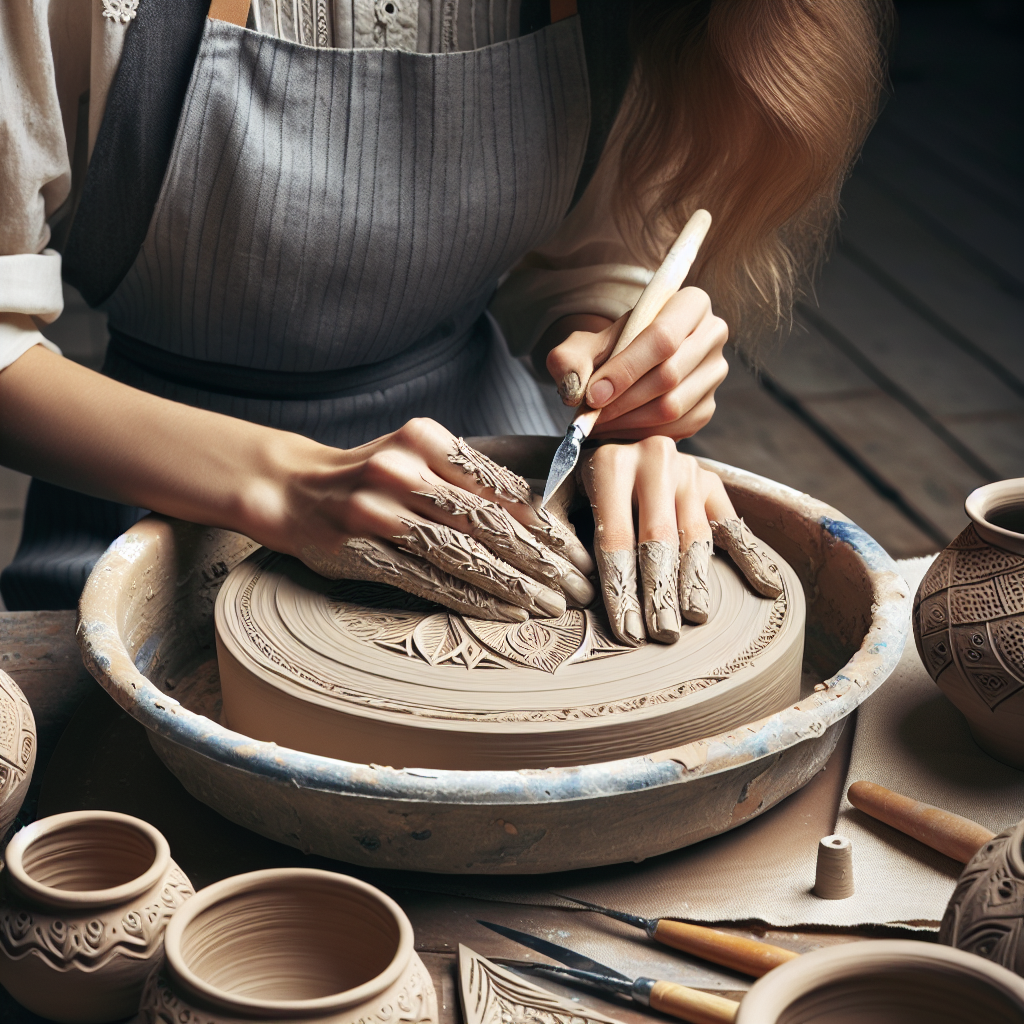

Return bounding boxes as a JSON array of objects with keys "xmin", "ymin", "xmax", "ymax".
[
  {"xmin": 0, "ymin": 313, "xmax": 62, "ymax": 372},
  {"xmin": 0, "ymin": 249, "xmax": 64, "ymax": 323}
]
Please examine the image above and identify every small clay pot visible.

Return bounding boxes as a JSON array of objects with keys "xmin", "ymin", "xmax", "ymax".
[
  {"xmin": 0, "ymin": 669, "xmax": 36, "ymax": 837},
  {"xmin": 914, "ymin": 478, "xmax": 1024, "ymax": 769},
  {"xmin": 137, "ymin": 868, "xmax": 438, "ymax": 1024},
  {"xmin": 0, "ymin": 810, "xmax": 194, "ymax": 1023},
  {"xmin": 941, "ymin": 817, "xmax": 1024, "ymax": 975},
  {"xmin": 736, "ymin": 939, "xmax": 1024, "ymax": 1023}
]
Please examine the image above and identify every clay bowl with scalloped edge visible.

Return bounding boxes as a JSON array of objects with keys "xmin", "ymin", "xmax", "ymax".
[
  {"xmin": 76, "ymin": 436, "xmax": 910, "ymax": 874},
  {"xmin": 736, "ymin": 939, "xmax": 1024, "ymax": 1023},
  {"xmin": 137, "ymin": 868, "xmax": 437, "ymax": 1024},
  {"xmin": 0, "ymin": 810, "xmax": 194, "ymax": 1023}
]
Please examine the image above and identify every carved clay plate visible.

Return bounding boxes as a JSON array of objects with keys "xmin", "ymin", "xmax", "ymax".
[{"xmin": 215, "ymin": 538, "xmax": 805, "ymax": 770}]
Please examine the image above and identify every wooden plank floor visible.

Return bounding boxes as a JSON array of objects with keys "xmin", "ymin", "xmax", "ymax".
[{"xmin": 0, "ymin": 1, "xmax": 1020, "ymax": 601}]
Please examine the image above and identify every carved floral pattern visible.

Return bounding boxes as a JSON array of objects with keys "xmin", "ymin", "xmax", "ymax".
[
  {"xmin": 0, "ymin": 671, "xmax": 35, "ymax": 833},
  {"xmin": 0, "ymin": 865, "xmax": 194, "ymax": 970}
]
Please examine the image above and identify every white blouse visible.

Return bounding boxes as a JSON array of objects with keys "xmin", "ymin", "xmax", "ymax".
[{"xmin": 0, "ymin": 0, "xmax": 651, "ymax": 373}]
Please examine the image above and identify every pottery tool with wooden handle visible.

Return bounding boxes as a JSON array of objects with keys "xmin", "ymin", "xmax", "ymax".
[
  {"xmin": 847, "ymin": 780, "xmax": 996, "ymax": 863},
  {"xmin": 540, "ymin": 209, "xmax": 713, "ymax": 507},
  {"xmin": 556, "ymin": 894, "xmax": 799, "ymax": 977},
  {"xmin": 479, "ymin": 920, "xmax": 739, "ymax": 1024}
]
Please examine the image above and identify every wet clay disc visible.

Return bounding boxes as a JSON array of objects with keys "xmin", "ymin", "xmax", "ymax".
[{"xmin": 215, "ymin": 543, "xmax": 805, "ymax": 770}]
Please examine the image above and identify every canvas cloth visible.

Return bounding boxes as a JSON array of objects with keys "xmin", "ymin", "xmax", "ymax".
[{"xmin": 401, "ymin": 556, "xmax": 1024, "ymax": 929}]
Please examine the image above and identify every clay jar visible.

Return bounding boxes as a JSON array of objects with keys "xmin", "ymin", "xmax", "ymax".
[
  {"xmin": 138, "ymin": 868, "xmax": 438, "ymax": 1024},
  {"xmin": 941, "ymin": 817, "xmax": 1024, "ymax": 975},
  {"xmin": 0, "ymin": 669, "xmax": 36, "ymax": 837},
  {"xmin": 0, "ymin": 810, "xmax": 194, "ymax": 1023},
  {"xmin": 735, "ymin": 939, "xmax": 1024, "ymax": 1023},
  {"xmin": 914, "ymin": 478, "xmax": 1024, "ymax": 769}
]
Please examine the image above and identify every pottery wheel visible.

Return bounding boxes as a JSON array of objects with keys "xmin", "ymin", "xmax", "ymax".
[{"xmin": 215, "ymin": 538, "xmax": 805, "ymax": 770}]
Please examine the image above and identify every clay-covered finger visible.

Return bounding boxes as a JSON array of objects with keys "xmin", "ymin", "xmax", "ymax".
[
  {"xmin": 415, "ymin": 483, "xmax": 594, "ymax": 607},
  {"xmin": 679, "ymin": 539, "xmax": 712, "ymax": 624},
  {"xmin": 444, "ymin": 436, "xmax": 594, "ymax": 574},
  {"xmin": 635, "ymin": 437, "xmax": 682, "ymax": 643},
  {"xmin": 581, "ymin": 444, "xmax": 645, "ymax": 647},
  {"xmin": 300, "ymin": 538, "xmax": 528, "ymax": 622},
  {"xmin": 394, "ymin": 518, "xmax": 566, "ymax": 617},
  {"xmin": 710, "ymin": 516, "xmax": 784, "ymax": 599}
]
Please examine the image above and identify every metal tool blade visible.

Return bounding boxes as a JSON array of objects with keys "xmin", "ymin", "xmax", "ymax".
[
  {"xmin": 553, "ymin": 894, "xmax": 655, "ymax": 934},
  {"xmin": 540, "ymin": 423, "xmax": 585, "ymax": 507},
  {"xmin": 488, "ymin": 958, "xmax": 634, "ymax": 999},
  {"xmin": 477, "ymin": 920, "xmax": 633, "ymax": 985}
]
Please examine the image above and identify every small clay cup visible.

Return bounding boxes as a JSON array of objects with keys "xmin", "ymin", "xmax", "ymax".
[
  {"xmin": 0, "ymin": 810, "xmax": 194, "ymax": 1023},
  {"xmin": 0, "ymin": 669, "xmax": 36, "ymax": 838},
  {"xmin": 736, "ymin": 939, "xmax": 1024, "ymax": 1023},
  {"xmin": 914, "ymin": 478, "xmax": 1024, "ymax": 769},
  {"xmin": 137, "ymin": 868, "xmax": 438, "ymax": 1024},
  {"xmin": 941, "ymin": 817, "xmax": 1024, "ymax": 975}
]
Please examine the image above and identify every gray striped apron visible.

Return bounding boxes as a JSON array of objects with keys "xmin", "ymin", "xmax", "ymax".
[{"xmin": 2, "ymin": 5, "xmax": 618, "ymax": 609}]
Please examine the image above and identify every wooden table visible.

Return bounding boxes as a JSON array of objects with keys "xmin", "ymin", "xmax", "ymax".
[{"xmin": 1, "ymin": 611, "xmax": 912, "ymax": 1024}]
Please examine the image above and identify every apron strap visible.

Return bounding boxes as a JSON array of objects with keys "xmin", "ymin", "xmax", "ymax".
[
  {"xmin": 63, "ymin": 0, "xmax": 209, "ymax": 307},
  {"xmin": 208, "ymin": 0, "xmax": 251, "ymax": 26}
]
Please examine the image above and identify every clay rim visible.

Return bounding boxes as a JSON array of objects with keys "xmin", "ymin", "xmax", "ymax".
[
  {"xmin": 734, "ymin": 939, "xmax": 1024, "ymax": 1021},
  {"xmin": 4, "ymin": 810, "xmax": 170, "ymax": 910},
  {"xmin": 76, "ymin": 456, "xmax": 911, "ymax": 801},
  {"xmin": 965, "ymin": 478, "xmax": 1024, "ymax": 556},
  {"xmin": 162, "ymin": 868, "xmax": 414, "ymax": 1017}
]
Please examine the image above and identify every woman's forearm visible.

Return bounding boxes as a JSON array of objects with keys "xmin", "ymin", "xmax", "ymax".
[{"xmin": 0, "ymin": 342, "xmax": 316, "ymax": 541}]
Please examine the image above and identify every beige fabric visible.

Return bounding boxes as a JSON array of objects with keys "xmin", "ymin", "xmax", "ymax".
[
  {"xmin": 392, "ymin": 557, "xmax": 1024, "ymax": 930},
  {"xmin": 0, "ymin": 1, "xmax": 650, "ymax": 372}
]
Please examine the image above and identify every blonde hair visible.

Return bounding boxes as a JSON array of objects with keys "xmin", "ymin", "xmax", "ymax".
[{"xmin": 617, "ymin": 0, "xmax": 893, "ymax": 352}]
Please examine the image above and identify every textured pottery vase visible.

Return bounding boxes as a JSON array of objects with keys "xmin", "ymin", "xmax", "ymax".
[
  {"xmin": 0, "ymin": 810, "xmax": 194, "ymax": 1023},
  {"xmin": 941, "ymin": 817, "xmax": 1024, "ymax": 975},
  {"xmin": 914, "ymin": 478, "xmax": 1024, "ymax": 769},
  {"xmin": 137, "ymin": 868, "xmax": 438, "ymax": 1024},
  {"xmin": 0, "ymin": 669, "xmax": 35, "ymax": 837},
  {"xmin": 735, "ymin": 939, "xmax": 1024, "ymax": 1023}
]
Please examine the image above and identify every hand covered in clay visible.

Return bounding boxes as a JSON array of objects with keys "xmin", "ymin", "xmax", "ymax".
[
  {"xmin": 290, "ymin": 419, "xmax": 595, "ymax": 622},
  {"xmin": 542, "ymin": 287, "xmax": 728, "ymax": 441},
  {"xmin": 580, "ymin": 437, "xmax": 783, "ymax": 645}
]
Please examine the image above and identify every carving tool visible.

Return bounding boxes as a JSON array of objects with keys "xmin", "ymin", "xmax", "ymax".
[
  {"xmin": 847, "ymin": 780, "xmax": 996, "ymax": 863},
  {"xmin": 478, "ymin": 920, "xmax": 739, "ymax": 1024},
  {"xmin": 540, "ymin": 209, "xmax": 713, "ymax": 507},
  {"xmin": 554, "ymin": 895, "xmax": 800, "ymax": 977}
]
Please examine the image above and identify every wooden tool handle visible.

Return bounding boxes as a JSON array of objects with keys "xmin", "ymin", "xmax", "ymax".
[
  {"xmin": 649, "ymin": 980, "xmax": 739, "ymax": 1024},
  {"xmin": 653, "ymin": 919, "xmax": 799, "ymax": 978},
  {"xmin": 573, "ymin": 209, "xmax": 712, "ymax": 437},
  {"xmin": 847, "ymin": 780, "xmax": 996, "ymax": 863}
]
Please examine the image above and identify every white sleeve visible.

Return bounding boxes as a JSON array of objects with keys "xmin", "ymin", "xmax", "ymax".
[{"xmin": 489, "ymin": 147, "xmax": 654, "ymax": 357}]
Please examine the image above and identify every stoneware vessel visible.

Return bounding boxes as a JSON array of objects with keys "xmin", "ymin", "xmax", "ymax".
[
  {"xmin": 914, "ymin": 478, "xmax": 1024, "ymax": 769},
  {"xmin": 137, "ymin": 868, "xmax": 437, "ymax": 1024},
  {"xmin": 941, "ymin": 816, "xmax": 1024, "ymax": 975},
  {"xmin": 735, "ymin": 939, "xmax": 1024, "ymax": 1023},
  {"xmin": 0, "ymin": 668, "xmax": 35, "ymax": 837},
  {"xmin": 0, "ymin": 810, "xmax": 194, "ymax": 1023}
]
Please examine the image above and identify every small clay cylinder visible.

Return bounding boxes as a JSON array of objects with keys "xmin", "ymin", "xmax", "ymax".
[{"xmin": 814, "ymin": 834, "xmax": 854, "ymax": 899}]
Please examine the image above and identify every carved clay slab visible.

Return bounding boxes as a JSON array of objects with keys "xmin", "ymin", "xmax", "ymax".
[{"xmin": 215, "ymin": 540, "xmax": 805, "ymax": 770}]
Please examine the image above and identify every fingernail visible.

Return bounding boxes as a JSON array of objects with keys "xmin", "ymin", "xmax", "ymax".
[
  {"xmin": 681, "ymin": 593, "xmax": 709, "ymax": 625},
  {"xmin": 587, "ymin": 378, "xmax": 614, "ymax": 407},
  {"xmin": 656, "ymin": 607, "xmax": 680, "ymax": 641},
  {"xmin": 624, "ymin": 610, "xmax": 645, "ymax": 643},
  {"xmin": 534, "ymin": 587, "xmax": 567, "ymax": 618},
  {"xmin": 561, "ymin": 570, "xmax": 596, "ymax": 607},
  {"xmin": 505, "ymin": 606, "xmax": 530, "ymax": 622},
  {"xmin": 559, "ymin": 370, "xmax": 583, "ymax": 406}
]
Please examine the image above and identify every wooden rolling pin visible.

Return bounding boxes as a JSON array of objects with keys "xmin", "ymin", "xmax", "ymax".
[{"xmin": 847, "ymin": 780, "xmax": 996, "ymax": 863}]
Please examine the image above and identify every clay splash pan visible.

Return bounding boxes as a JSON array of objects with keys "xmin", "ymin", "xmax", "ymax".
[
  {"xmin": 214, "ymin": 541, "xmax": 804, "ymax": 770},
  {"xmin": 77, "ymin": 437, "xmax": 910, "ymax": 873}
]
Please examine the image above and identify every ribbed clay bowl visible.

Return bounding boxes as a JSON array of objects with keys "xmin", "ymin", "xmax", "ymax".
[
  {"xmin": 735, "ymin": 939, "xmax": 1024, "ymax": 1023},
  {"xmin": 77, "ymin": 437, "xmax": 910, "ymax": 873}
]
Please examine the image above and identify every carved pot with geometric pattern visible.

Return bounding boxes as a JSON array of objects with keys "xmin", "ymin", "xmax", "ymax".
[
  {"xmin": 0, "ymin": 810, "xmax": 194, "ymax": 1023},
  {"xmin": 940, "ymin": 817, "xmax": 1024, "ymax": 975},
  {"xmin": 0, "ymin": 668, "xmax": 35, "ymax": 839},
  {"xmin": 914, "ymin": 478, "xmax": 1024, "ymax": 770},
  {"xmin": 137, "ymin": 869, "xmax": 438, "ymax": 1024}
]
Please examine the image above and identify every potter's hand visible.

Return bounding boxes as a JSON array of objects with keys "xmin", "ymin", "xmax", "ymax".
[
  {"xmin": 290, "ymin": 419, "xmax": 595, "ymax": 622},
  {"xmin": 544, "ymin": 288, "xmax": 728, "ymax": 441},
  {"xmin": 580, "ymin": 438, "xmax": 783, "ymax": 645}
]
